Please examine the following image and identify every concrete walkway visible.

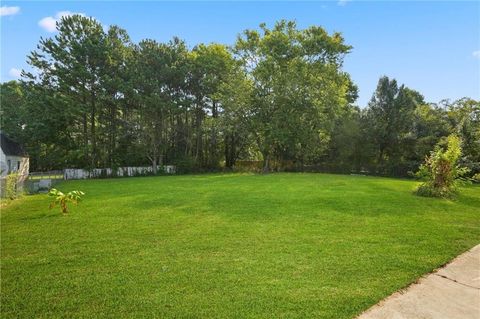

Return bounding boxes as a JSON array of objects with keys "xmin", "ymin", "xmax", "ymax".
[{"xmin": 358, "ymin": 245, "xmax": 480, "ymax": 319}]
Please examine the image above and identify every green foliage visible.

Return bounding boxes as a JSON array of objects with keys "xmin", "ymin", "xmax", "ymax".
[
  {"xmin": 131, "ymin": 38, "xmax": 190, "ymax": 172},
  {"xmin": 1, "ymin": 16, "xmax": 478, "ymax": 178},
  {"xmin": 445, "ymin": 98, "xmax": 480, "ymax": 176},
  {"xmin": 0, "ymin": 81, "xmax": 26, "ymax": 141},
  {"xmin": 48, "ymin": 188, "xmax": 85, "ymax": 214},
  {"xmin": 415, "ymin": 135, "xmax": 469, "ymax": 198},
  {"xmin": 172, "ymin": 156, "xmax": 199, "ymax": 174},
  {"xmin": 472, "ymin": 173, "xmax": 480, "ymax": 183},
  {"xmin": 235, "ymin": 20, "xmax": 357, "ymax": 172},
  {"xmin": 363, "ymin": 77, "xmax": 425, "ymax": 175},
  {"xmin": 5, "ymin": 173, "xmax": 20, "ymax": 200}
]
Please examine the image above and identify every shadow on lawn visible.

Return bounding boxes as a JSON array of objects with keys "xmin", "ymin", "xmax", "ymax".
[{"xmin": 456, "ymin": 192, "xmax": 480, "ymax": 210}]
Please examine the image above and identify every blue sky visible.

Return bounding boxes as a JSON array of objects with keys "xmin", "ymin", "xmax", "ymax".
[{"xmin": 1, "ymin": 1, "xmax": 479, "ymax": 106}]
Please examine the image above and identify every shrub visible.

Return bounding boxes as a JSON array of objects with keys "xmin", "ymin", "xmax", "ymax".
[
  {"xmin": 473, "ymin": 173, "xmax": 480, "ymax": 183},
  {"xmin": 5, "ymin": 173, "xmax": 19, "ymax": 200},
  {"xmin": 173, "ymin": 156, "xmax": 198, "ymax": 174},
  {"xmin": 49, "ymin": 188, "xmax": 85, "ymax": 214},
  {"xmin": 415, "ymin": 135, "xmax": 469, "ymax": 198}
]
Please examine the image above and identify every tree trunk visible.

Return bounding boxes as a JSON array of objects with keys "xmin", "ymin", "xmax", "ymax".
[
  {"xmin": 225, "ymin": 134, "xmax": 231, "ymax": 169},
  {"xmin": 83, "ymin": 112, "xmax": 88, "ymax": 165},
  {"xmin": 183, "ymin": 110, "xmax": 189, "ymax": 157},
  {"xmin": 262, "ymin": 153, "xmax": 270, "ymax": 173},
  {"xmin": 377, "ymin": 146, "xmax": 384, "ymax": 174},
  {"xmin": 90, "ymin": 89, "xmax": 97, "ymax": 168},
  {"xmin": 210, "ymin": 101, "xmax": 218, "ymax": 167},
  {"xmin": 152, "ymin": 157, "xmax": 158, "ymax": 175},
  {"xmin": 225, "ymin": 133, "xmax": 234, "ymax": 169},
  {"xmin": 151, "ymin": 120, "xmax": 159, "ymax": 174},
  {"xmin": 109, "ymin": 101, "xmax": 117, "ymax": 168},
  {"xmin": 195, "ymin": 106, "xmax": 203, "ymax": 162}
]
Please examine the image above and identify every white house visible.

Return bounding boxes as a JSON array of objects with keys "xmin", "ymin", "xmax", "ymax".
[{"xmin": 0, "ymin": 132, "xmax": 29, "ymax": 177}]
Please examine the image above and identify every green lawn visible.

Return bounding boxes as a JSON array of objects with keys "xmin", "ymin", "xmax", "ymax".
[{"xmin": 1, "ymin": 173, "xmax": 479, "ymax": 318}]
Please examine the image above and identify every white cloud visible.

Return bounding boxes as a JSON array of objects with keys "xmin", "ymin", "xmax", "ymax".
[
  {"xmin": 38, "ymin": 16, "xmax": 57, "ymax": 32},
  {"xmin": 38, "ymin": 11, "xmax": 85, "ymax": 32},
  {"xmin": 338, "ymin": 0, "xmax": 351, "ymax": 6},
  {"xmin": 9, "ymin": 68, "xmax": 22, "ymax": 79},
  {"xmin": 0, "ymin": 6, "xmax": 20, "ymax": 16},
  {"xmin": 473, "ymin": 50, "xmax": 480, "ymax": 59}
]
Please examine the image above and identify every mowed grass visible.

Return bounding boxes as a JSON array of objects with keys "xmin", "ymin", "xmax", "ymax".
[{"xmin": 1, "ymin": 173, "xmax": 479, "ymax": 319}]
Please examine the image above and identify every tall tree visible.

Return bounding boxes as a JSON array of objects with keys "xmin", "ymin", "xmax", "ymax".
[
  {"xmin": 131, "ymin": 38, "xmax": 190, "ymax": 173},
  {"xmin": 100, "ymin": 25, "xmax": 134, "ymax": 168},
  {"xmin": 217, "ymin": 63, "xmax": 254, "ymax": 169},
  {"xmin": 365, "ymin": 76, "xmax": 423, "ymax": 175},
  {"xmin": 188, "ymin": 43, "xmax": 236, "ymax": 167},
  {"xmin": 235, "ymin": 20, "xmax": 357, "ymax": 172},
  {"xmin": 4, "ymin": 16, "xmax": 476, "ymax": 178},
  {"xmin": 25, "ymin": 14, "xmax": 108, "ymax": 168}
]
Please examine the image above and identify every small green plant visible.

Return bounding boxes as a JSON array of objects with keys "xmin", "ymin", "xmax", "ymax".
[
  {"xmin": 49, "ymin": 188, "xmax": 85, "ymax": 214},
  {"xmin": 415, "ymin": 134, "xmax": 469, "ymax": 198}
]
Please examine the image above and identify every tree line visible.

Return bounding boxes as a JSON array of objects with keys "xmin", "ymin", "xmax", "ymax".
[{"xmin": 1, "ymin": 17, "xmax": 479, "ymax": 176}]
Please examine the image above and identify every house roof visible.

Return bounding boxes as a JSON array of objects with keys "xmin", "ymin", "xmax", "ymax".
[{"xmin": 0, "ymin": 132, "xmax": 27, "ymax": 157}]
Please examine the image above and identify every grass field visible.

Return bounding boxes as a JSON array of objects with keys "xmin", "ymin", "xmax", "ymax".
[{"xmin": 1, "ymin": 173, "xmax": 479, "ymax": 318}]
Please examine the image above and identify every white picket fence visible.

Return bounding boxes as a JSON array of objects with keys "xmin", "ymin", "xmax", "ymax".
[{"xmin": 64, "ymin": 165, "xmax": 176, "ymax": 180}]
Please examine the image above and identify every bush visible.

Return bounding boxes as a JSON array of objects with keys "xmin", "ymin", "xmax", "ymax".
[
  {"xmin": 415, "ymin": 135, "xmax": 469, "ymax": 198},
  {"xmin": 234, "ymin": 160, "xmax": 263, "ymax": 173},
  {"xmin": 6, "ymin": 173, "xmax": 19, "ymax": 200},
  {"xmin": 472, "ymin": 173, "xmax": 480, "ymax": 183},
  {"xmin": 173, "ymin": 156, "xmax": 198, "ymax": 174}
]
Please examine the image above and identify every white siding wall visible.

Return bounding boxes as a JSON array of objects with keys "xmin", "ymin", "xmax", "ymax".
[
  {"xmin": 0, "ymin": 148, "xmax": 6, "ymax": 176},
  {"xmin": 0, "ymin": 152, "xmax": 29, "ymax": 197},
  {"xmin": 0, "ymin": 152, "xmax": 29, "ymax": 175}
]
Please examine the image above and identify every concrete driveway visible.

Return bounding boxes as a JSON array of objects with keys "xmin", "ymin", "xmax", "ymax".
[{"xmin": 358, "ymin": 245, "xmax": 480, "ymax": 319}]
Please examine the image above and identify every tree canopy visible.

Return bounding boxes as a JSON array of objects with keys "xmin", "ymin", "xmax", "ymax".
[{"xmin": 1, "ymin": 16, "xmax": 478, "ymax": 177}]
